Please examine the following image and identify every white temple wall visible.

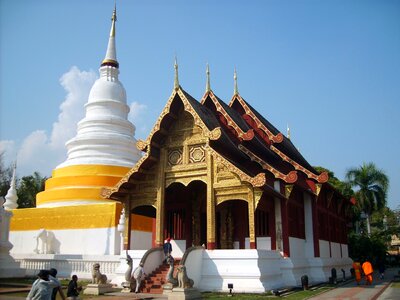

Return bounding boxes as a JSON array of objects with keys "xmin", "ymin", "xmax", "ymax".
[
  {"xmin": 129, "ymin": 230, "xmax": 152, "ymax": 250},
  {"xmin": 331, "ymin": 242, "xmax": 341, "ymax": 258},
  {"xmin": 289, "ymin": 237, "xmax": 306, "ymax": 258},
  {"xmin": 10, "ymin": 227, "xmax": 120, "ymax": 255},
  {"xmin": 341, "ymin": 243, "xmax": 349, "ymax": 258},
  {"xmin": 199, "ymin": 249, "xmax": 283, "ymax": 293},
  {"xmin": 319, "ymin": 239, "xmax": 330, "ymax": 258},
  {"xmin": 256, "ymin": 237, "xmax": 272, "ymax": 250}
]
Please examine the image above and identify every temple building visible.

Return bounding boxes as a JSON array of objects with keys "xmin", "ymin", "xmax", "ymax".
[{"xmin": 6, "ymin": 5, "xmax": 354, "ymax": 292}]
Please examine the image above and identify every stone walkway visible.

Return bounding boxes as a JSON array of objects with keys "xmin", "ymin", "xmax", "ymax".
[
  {"xmin": 308, "ymin": 268, "xmax": 400, "ymax": 300},
  {"xmin": 1, "ymin": 268, "xmax": 399, "ymax": 300}
]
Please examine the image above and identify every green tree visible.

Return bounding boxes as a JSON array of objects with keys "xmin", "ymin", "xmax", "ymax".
[
  {"xmin": 314, "ymin": 166, "xmax": 354, "ymax": 199},
  {"xmin": 0, "ymin": 152, "xmax": 13, "ymax": 197},
  {"xmin": 17, "ymin": 172, "xmax": 47, "ymax": 208},
  {"xmin": 346, "ymin": 162, "xmax": 389, "ymax": 235}
]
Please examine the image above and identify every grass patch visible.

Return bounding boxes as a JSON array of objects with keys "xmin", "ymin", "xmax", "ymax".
[{"xmin": 391, "ymin": 282, "xmax": 400, "ymax": 288}]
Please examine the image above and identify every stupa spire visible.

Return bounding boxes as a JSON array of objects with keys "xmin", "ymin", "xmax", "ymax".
[
  {"xmin": 174, "ymin": 56, "xmax": 179, "ymax": 90},
  {"xmin": 234, "ymin": 67, "xmax": 239, "ymax": 95},
  {"xmin": 101, "ymin": 4, "xmax": 119, "ymax": 68},
  {"xmin": 206, "ymin": 63, "xmax": 211, "ymax": 92},
  {"xmin": 4, "ymin": 162, "xmax": 18, "ymax": 210}
]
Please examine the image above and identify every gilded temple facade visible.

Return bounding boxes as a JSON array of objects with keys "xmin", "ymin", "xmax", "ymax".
[{"xmin": 103, "ymin": 68, "xmax": 352, "ymax": 258}]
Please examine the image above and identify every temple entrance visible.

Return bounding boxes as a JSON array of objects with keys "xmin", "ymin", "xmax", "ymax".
[
  {"xmin": 130, "ymin": 205, "xmax": 156, "ymax": 250},
  {"xmin": 164, "ymin": 181, "xmax": 207, "ymax": 253},
  {"xmin": 216, "ymin": 200, "xmax": 249, "ymax": 249}
]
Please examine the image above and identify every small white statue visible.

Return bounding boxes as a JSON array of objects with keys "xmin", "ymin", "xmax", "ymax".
[{"xmin": 33, "ymin": 228, "xmax": 54, "ymax": 254}]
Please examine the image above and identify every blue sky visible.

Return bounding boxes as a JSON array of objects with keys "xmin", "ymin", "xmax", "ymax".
[{"xmin": 0, "ymin": 0, "xmax": 399, "ymax": 209}]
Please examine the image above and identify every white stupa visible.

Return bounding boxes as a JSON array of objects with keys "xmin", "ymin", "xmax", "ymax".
[
  {"xmin": 36, "ymin": 6, "xmax": 141, "ymax": 208},
  {"xmin": 4, "ymin": 163, "xmax": 18, "ymax": 210},
  {"xmin": 9, "ymin": 7, "xmax": 142, "ymax": 255}
]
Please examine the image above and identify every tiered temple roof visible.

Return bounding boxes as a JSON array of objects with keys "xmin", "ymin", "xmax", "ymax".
[{"xmin": 102, "ymin": 65, "xmax": 334, "ymax": 201}]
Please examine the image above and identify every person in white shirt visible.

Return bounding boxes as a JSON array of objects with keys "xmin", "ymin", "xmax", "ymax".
[{"xmin": 27, "ymin": 270, "xmax": 61, "ymax": 300}]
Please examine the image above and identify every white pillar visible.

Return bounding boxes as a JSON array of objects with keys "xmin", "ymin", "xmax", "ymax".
[{"xmin": 303, "ymin": 192, "xmax": 314, "ymax": 258}]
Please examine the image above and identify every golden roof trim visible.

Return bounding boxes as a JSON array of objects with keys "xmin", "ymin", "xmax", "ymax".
[
  {"xmin": 271, "ymin": 145, "xmax": 328, "ymax": 183},
  {"xmin": 101, "ymin": 152, "xmax": 149, "ymax": 199},
  {"xmin": 208, "ymin": 145, "xmax": 266, "ymax": 187},
  {"xmin": 238, "ymin": 144, "xmax": 298, "ymax": 183},
  {"xmin": 229, "ymin": 94, "xmax": 283, "ymax": 143},
  {"xmin": 204, "ymin": 91, "xmax": 254, "ymax": 141}
]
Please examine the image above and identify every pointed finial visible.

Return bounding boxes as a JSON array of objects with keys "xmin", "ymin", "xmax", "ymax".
[
  {"xmin": 111, "ymin": 2, "xmax": 117, "ymax": 37},
  {"xmin": 287, "ymin": 124, "xmax": 291, "ymax": 140},
  {"xmin": 234, "ymin": 67, "xmax": 239, "ymax": 95},
  {"xmin": 174, "ymin": 56, "xmax": 179, "ymax": 90},
  {"xmin": 101, "ymin": 4, "xmax": 119, "ymax": 68},
  {"xmin": 206, "ymin": 63, "xmax": 211, "ymax": 92}
]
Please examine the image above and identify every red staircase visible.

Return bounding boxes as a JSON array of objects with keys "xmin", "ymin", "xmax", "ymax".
[{"xmin": 142, "ymin": 259, "xmax": 181, "ymax": 294}]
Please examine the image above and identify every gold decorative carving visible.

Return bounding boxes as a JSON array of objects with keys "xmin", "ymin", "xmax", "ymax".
[
  {"xmin": 101, "ymin": 152, "xmax": 150, "ymax": 199},
  {"xmin": 229, "ymin": 94, "xmax": 283, "ymax": 143},
  {"xmin": 206, "ymin": 91, "xmax": 254, "ymax": 142},
  {"xmin": 136, "ymin": 139, "xmax": 148, "ymax": 151},
  {"xmin": 238, "ymin": 144, "xmax": 298, "ymax": 183},
  {"xmin": 315, "ymin": 183, "xmax": 322, "ymax": 196},
  {"xmin": 271, "ymin": 145, "xmax": 329, "ymax": 183},
  {"xmin": 285, "ymin": 184, "xmax": 294, "ymax": 199},
  {"xmin": 207, "ymin": 127, "xmax": 222, "ymax": 140},
  {"xmin": 168, "ymin": 148, "xmax": 183, "ymax": 166},
  {"xmin": 208, "ymin": 146, "xmax": 266, "ymax": 187},
  {"xmin": 254, "ymin": 188, "xmax": 263, "ymax": 209},
  {"xmin": 189, "ymin": 145, "xmax": 206, "ymax": 163}
]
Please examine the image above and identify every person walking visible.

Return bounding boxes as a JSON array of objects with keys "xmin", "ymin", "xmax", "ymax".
[
  {"xmin": 352, "ymin": 261, "xmax": 362, "ymax": 285},
  {"xmin": 362, "ymin": 259, "xmax": 374, "ymax": 285},
  {"xmin": 66, "ymin": 275, "xmax": 82, "ymax": 300},
  {"xmin": 133, "ymin": 263, "xmax": 146, "ymax": 294},
  {"xmin": 49, "ymin": 268, "xmax": 66, "ymax": 300},
  {"xmin": 163, "ymin": 238, "xmax": 172, "ymax": 263},
  {"xmin": 27, "ymin": 270, "xmax": 61, "ymax": 300}
]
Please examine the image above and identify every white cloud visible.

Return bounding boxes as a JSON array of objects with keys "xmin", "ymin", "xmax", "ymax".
[
  {"xmin": 0, "ymin": 140, "xmax": 16, "ymax": 165},
  {"xmin": 128, "ymin": 101, "xmax": 148, "ymax": 138},
  {"xmin": 0, "ymin": 66, "xmax": 97, "ymax": 177},
  {"xmin": 50, "ymin": 66, "xmax": 97, "ymax": 149}
]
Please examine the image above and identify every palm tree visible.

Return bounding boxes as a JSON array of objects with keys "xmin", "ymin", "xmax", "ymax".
[{"xmin": 346, "ymin": 162, "xmax": 389, "ymax": 235}]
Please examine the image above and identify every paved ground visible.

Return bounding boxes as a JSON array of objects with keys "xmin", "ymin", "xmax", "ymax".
[
  {"xmin": 1, "ymin": 268, "xmax": 399, "ymax": 300},
  {"xmin": 308, "ymin": 268, "xmax": 400, "ymax": 300}
]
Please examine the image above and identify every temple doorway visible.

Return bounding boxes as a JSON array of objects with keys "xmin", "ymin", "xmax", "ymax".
[
  {"xmin": 130, "ymin": 205, "xmax": 156, "ymax": 250},
  {"xmin": 164, "ymin": 181, "xmax": 207, "ymax": 253},
  {"xmin": 216, "ymin": 200, "xmax": 249, "ymax": 249}
]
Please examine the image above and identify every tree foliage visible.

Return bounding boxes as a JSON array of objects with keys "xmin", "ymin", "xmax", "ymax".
[
  {"xmin": 346, "ymin": 162, "xmax": 389, "ymax": 216},
  {"xmin": 17, "ymin": 172, "xmax": 47, "ymax": 208},
  {"xmin": 0, "ymin": 152, "xmax": 13, "ymax": 198},
  {"xmin": 314, "ymin": 166, "xmax": 354, "ymax": 199}
]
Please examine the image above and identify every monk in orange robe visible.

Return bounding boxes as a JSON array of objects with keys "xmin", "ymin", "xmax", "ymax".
[
  {"xmin": 362, "ymin": 260, "xmax": 373, "ymax": 285},
  {"xmin": 352, "ymin": 261, "xmax": 362, "ymax": 285}
]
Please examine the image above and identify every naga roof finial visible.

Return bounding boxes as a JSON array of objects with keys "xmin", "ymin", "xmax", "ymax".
[
  {"xmin": 234, "ymin": 67, "xmax": 239, "ymax": 95},
  {"xmin": 174, "ymin": 56, "xmax": 179, "ymax": 90},
  {"xmin": 206, "ymin": 63, "xmax": 211, "ymax": 92}
]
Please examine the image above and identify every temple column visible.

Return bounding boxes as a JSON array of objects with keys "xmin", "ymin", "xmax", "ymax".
[
  {"xmin": 312, "ymin": 197, "xmax": 320, "ymax": 257},
  {"xmin": 123, "ymin": 200, "xmax": 131, "ymax": 250},
  {"xmin": 303, "ymin": 192, "xmax": 315, "ymax": 258},
  {"xmin": 155, "ymin": 149, "xmax": 166, "ymax": 247},
  {"xmin": 281, "ymin": 198, "xmax": 290, "ymax": 257},
  {"xmin": 248, "ymin": 188, "xmax": 256, "ymax": 249},
  {"xmin": 206, "ymin": 152, "xmax": 216, "ymax": 249},
  {"xmin": 274, "ymin": 197, "xmax": 282, "ymax": 252}
]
